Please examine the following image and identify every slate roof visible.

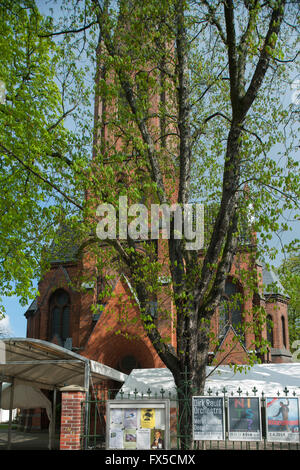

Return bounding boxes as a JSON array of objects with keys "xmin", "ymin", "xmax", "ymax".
[
  {"xmin": 262, "ymin": 263, "xmax": 288, "ymax": 298},
  {"xmin": 48, "ymin": 224, "xmax": 80, "ymax": 264}
]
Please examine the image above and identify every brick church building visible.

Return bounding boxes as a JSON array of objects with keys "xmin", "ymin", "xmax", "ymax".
[
  {"xmin": 23, "ymin": 28, "xmax": 292, "ymax": 432},
  {"xmin": 25, "ymin": 243, "xmax": 292, "ymax": 376}
]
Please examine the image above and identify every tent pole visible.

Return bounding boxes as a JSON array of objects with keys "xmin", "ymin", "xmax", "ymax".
[
  {"xmin": 7, "ymin": 378, "xmax": 14, "ymax": 450},
  {"xmin": 50, "ymin": 388, "xmax": 57, "ymax": 450},
  {"xmin": 84, "ymin": 362, "xmax": 90, "ymax": 450},
  {"xmin": 0, "ymin": 376, "xmax": 2, "ymax": 423}
]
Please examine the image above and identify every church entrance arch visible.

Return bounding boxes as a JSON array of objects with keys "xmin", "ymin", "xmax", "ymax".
[{"xmin": 99, "ymin": 334, "xmax": 156, "ymax": 375}]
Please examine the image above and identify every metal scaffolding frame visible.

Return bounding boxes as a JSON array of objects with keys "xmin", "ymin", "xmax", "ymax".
[{"xmin": 0, "ymin": 338, "xmax": 127, "ymax": 450}]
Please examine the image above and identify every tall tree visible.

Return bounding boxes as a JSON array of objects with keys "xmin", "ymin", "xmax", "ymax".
[
  {"xmin": 1, "ymin": 0, "xmax": 299, "ymax": 447},
  {"xmin": 0, "ymin": 0, "xmax": 91, "ymax": 309}
]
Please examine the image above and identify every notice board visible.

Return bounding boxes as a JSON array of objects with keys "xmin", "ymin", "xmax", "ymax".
[
  {"xmin": 106, "ymin": 399, "xmax": 170, "ymax": 450},
  {"xmin": 192, "ymin": 396, "xmax": 225, "ymax": 440}
]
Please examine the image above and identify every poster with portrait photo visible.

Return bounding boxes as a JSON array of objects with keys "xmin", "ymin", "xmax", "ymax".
[
  {"xmin": 266, "ymin": 397, "xmax": 300, "ymax": 443},
  {"xmin": 150, "ymin": 429, "xmax": 165, "ymax": 450},
  {"xmin": 228, "ymin": 397, "xmax": 261, "ymax": 441}
]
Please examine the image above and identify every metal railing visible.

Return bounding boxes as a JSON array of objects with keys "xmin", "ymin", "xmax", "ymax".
[{"xmin": 80, "ymin": 382, "xmax": 300, "ymax": 450}]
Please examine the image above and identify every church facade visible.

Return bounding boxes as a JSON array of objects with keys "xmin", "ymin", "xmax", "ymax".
[{"xmin": 25, "ymin": 246, "xmax": 292, "ymax": 375}]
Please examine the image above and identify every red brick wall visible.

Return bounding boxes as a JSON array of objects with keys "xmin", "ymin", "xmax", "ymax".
[
  {"xmin": 82, "ymin": 277, "xmax": 165, "ymax": 371},
  {"xmin": 60, "ymin": 387, "xmax": 86, "ymax": 450}
]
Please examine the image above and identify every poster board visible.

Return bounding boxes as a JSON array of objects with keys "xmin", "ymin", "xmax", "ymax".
[
  {"xmin": 265, "ymin": 397, "xmax": 300, "ymax": 443},
  {"xmin": 106, "ymin": 399, "xmax": 170, "ymax": 450},
  {"xmin": 228, "ymin": 396, "xmax": 262, "ymax": 441},
  {"xmin": 192, "ymin": 396, "xmax": 225, "ymax": 441}
]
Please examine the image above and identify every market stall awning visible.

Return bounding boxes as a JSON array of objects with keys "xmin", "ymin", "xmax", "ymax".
[{"xmin": 0, "ymin": 338, "xmax": 127, "ymax": 390}]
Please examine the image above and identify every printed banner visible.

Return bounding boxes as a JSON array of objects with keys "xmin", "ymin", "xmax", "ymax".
[
  {"xmin": 192, "ymin": 396, "xmax": 225, "ymax": 440},
  {"xmin": 266, "ymin": 397, "xmax": 300, "ymax": 443},
  {"xmin": 228, "ymin": 397, "xmax": 261, "ymax": 441}
]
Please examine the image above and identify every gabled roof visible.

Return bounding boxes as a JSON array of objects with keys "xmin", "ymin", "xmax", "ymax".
[
  {"xmin": 212, "ymin": 325, "xmax": 250, "ymax": 366},
  {"xmin": 262, "ymin": 263, "xmax": 288, "ymax": 298},
  {"xmin": 25, "ymin": 297, "xmax": 38, "ymax": 314},
  {"xmin": 217, "ymin": 324, "xmax": 248, "ymax": 354},
  {"xmin": 48, "ymin": 224, "xmax": 80, "ymax": 264}
]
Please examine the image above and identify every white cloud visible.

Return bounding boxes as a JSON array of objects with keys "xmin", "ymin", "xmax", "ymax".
[{"xmin": 0, "ymin": 315, "xmax": 13, "ymax": 337}]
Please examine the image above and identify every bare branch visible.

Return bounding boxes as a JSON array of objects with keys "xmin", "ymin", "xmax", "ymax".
[{"xmin": 38, "ymin": 21, "xmax": 97, "ymax": 38}]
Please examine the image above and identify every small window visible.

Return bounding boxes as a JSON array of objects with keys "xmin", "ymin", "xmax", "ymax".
[
  {"xmin": 49, "ymin": 289, "xmax": 70, "ymax": 345},
  {"xmin": 219, "ymin": 279, "xmax": 244, "ymax": 343},
  {"xmin": 281, "ymin": 316, "xmax": 287, "ymax": 348},
  {"xmin": 266, "ymin": 315, "xmax": 274, "ymax": 347}
]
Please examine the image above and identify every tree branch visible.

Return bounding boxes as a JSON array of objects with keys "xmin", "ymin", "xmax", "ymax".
[
  {"xmin": 241, "ymin": 0, "xmax": 287, "ymax": 115},
  {"xmin": 176, "ymin": 0, "xmax": 192, "ymax": 205},
  {"xmin": 38, "ymin": 22, "xmax": 97, "ymax": 38},
  {"xmin": 223, "ymin": 0, "xmax": 240, "ymax": 112},
  {"xmin": 0, "ymin": 143, "xmax": 83, "ymax": 211},
  {"xmin": 201, "ymin": 0, "xmax": 227, "ymax": 45}
]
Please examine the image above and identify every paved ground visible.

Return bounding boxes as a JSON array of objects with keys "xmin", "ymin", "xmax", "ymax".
[
  {"xmin": 0, "ymin": 428, "xmax": 60, "ymax": 450},
  {"xmin": 0, "ymin": 428, "xmax": 298, "ymax": 451}
]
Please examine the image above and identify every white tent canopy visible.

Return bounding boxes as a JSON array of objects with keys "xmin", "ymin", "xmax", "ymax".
[
  {"xmin": 1, "ymin": 383, "xmax": 52, "ymax": 416},
  {"xmin": 117, "ymin": 363, "xmax": 300, "ymax": 399},
  {"xmin": 204, "ymin": 363, "xmax": 300, "ymax": 395},
  {"xmin": 0, "ymin": 338, "xmax": 128, "ymax": 450},
  {"xmin": 0, "ymin": 338, "xmax": 127, "ymax": 390}
]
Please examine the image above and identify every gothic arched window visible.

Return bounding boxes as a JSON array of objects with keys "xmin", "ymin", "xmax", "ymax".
[
  {"xmin": 49, "ymin": 289, "xmax": 70, "ymax": 344},
  {"xmin": 266, "ymin": 315, "xmax": 274, "ymax": 347},
  {"xmin": 281, "ymin": 316, "xmax": 287, "ymax": 348},
  {"xmin": 219, "ymin": 279, "xmax": 244, "ymax": 341}
]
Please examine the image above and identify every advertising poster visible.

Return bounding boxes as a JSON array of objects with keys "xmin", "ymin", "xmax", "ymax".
[
  {"xmin": 266, "ymin": 397, "xmax": 300, "ymax": 443},
  {"xmin": 136, "ymin": 429, "xmax": 151, "ymax": 450},
  {"xmin": 192, "ymin": 396, "xmax": 225, "ymax": 441},
  {"xmin": 228, "ymin": 397, "xmax": 261, "ymax": 441},
  {"xmin": 109, "ymin": 429, "xmax": 124, "ymax": 449},
  {"xmin": 141, "ymin": 408, "xmax": 155, "ymax": 429},
  {"xmin": 110, "ymin": 408, "xmax": 123, "ymax": 427},
  {"xmin": 150, "ymin": 429, "xmax": 165, "ymax": 449},
  {"xmin": 124, "ymin": 429, "xmax": 137, "ymax": 450},
  {"xmin": 124, "ymin": 409, "xmax": 138, "ymax": 428}
]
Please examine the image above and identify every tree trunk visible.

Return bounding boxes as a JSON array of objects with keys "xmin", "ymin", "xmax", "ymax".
[{"xmin": 172, "ymin": 310, "xmax": 210, "ymax": 449}]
